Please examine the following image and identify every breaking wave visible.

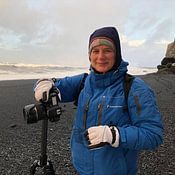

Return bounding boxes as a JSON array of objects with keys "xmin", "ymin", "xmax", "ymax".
[{"xmin": 0, "ymin": 62, "xmax": 157, "ymax": 81}]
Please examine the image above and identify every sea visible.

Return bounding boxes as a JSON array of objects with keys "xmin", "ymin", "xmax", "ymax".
[{"xmin": 0, "ymin": 63, "xmax": 157, "ymax": 81}]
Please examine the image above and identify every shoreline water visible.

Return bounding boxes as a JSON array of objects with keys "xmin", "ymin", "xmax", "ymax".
[{"xmin": 0, "ymin": 63, "xmax": 157, "ymax": 81}]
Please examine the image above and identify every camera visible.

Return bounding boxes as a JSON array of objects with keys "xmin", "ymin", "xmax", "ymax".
[{"xmin": 23, "ymin": 88, "xmax": 62, "ymax": 124}]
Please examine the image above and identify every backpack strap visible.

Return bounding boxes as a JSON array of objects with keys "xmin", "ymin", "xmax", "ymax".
[
  {"xmin": 74, "ymin": 73, "xmax": 88, "ymax": 106},
  {"xmin": 124, "ymin": 73, "xmax": 135, "ymax": 101},
  {"xmin": 123, "ymin": 73, "xmax": 135, "ymax": 111},
  {"xmin": 123, "ymin": 73, "xmax": 142, "ymax": 118}
]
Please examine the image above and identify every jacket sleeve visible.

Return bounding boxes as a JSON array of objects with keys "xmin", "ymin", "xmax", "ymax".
[
  {"xmin": 54, "ymin": 73, "xmax": 86, "ymax": 103},
  {"xmin": 118, "ymin": 77, "xmax": 164, "ymax": 150}
]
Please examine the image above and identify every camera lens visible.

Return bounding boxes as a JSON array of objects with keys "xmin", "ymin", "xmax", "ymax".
[
  {"xmin": 23, "ymin": 103, "xmax": 47, "ymax": 124},
  {"xmin": 23, "ymin": 104, "xmax": 39, "ymax": 124}
]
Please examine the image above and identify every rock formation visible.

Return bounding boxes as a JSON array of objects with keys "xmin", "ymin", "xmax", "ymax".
[{"xmin": 157, "ymin": 39, "xmax": 175, "ymax": 74}]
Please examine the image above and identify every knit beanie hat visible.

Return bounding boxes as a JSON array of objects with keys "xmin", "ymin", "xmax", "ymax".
[{"xmin": 89, "ymin": 37, "xmax": 116, "ymax": 54}]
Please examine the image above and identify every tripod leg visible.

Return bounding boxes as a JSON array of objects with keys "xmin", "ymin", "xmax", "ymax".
[
  {"xmin": 29, "ymin": 119, "xmax": 56, "ymax": 175},
  {"xmin": 40, "ymin": 119, "xmax": 48, "ymax": 166},
  {"xmin": 41, "ymin": 119, "xmax": 55, "ymax": 175}
]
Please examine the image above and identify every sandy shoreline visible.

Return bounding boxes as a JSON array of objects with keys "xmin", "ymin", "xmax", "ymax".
[{"xmin": 0, "ymin": 73, "xmax": 175, "ymax": 175}]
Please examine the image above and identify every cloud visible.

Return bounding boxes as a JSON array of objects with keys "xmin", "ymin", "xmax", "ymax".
[
  {"xmin": 0, "ymin": 27, "xmax": 23, "ymax": 50},
  {"xmin": 0, "ymin": 1, "xmax": 42, "ymax": 34},
  {"xmin": 0, "ymin": 0, "xmax": 174, "ymax": 67},
  {"xmin": 155, "ymin": 40, "xmax": 170, "ymax": 45},
  {"xmin": 121, "ymin": 34, "xmax": 145, "ymax": 47}
]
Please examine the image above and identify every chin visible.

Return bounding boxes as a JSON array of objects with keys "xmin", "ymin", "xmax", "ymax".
[
  {"xmin": 91, "ymin": 65, "xmax": 110, "ymax": 73},
  {"xmin": 96, "ymin": 68, "xmax": 108, "ymax": 73}
]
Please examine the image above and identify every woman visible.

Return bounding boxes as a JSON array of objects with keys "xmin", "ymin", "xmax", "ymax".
[{"xmin": 34, "ymin": 27, "xmax": 163, "ymax": 175}]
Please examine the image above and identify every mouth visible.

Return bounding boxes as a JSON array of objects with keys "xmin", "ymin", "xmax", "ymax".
[{"xmin": 97, "ymin": 62, "xmax": 108, "ymax": 66}]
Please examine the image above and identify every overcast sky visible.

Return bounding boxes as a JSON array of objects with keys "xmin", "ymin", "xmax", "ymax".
[{"xmin": 0, "ymin": 0, "xmax": 174, "ymax": 67}]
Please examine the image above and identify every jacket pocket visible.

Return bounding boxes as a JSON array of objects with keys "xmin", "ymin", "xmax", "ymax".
[
  {"xmin": 96, "ymin": 147, "xmax": 127, "ymax": 175},
  {"xmin": 70, "ymin": 128, "xmax": 93, "ymax": 174},
  {"xmin": 113, "ymin": 148, "xmax": 128, "ymax": 175}
]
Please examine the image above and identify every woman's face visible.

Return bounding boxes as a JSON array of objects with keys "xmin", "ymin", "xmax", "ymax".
[{"xmin": 90, "ymin": 45, "xmax": 116, "ymax": 73}]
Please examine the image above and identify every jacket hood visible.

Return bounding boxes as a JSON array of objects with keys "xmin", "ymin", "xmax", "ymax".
[{"xmin": 89, "ymin": 27, "xmax": 122, "ymax": 70}]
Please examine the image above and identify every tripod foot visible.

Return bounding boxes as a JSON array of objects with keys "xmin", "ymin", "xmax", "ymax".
[
  {"xmin": 43, "ymin": 160, "xmax": 55, "ymax": 175},
  {"xmin": 30, "ymin": 160, "xmax": 55, "ymax": 175},
  {"xmin": 30, "ymin": 160, "xmax": 40, "ymax": 175}
]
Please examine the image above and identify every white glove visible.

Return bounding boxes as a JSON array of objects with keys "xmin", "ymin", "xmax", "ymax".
[
  {"xmin": 34, "ymin": 78, "xmax": 54, "ymax": 102},
  {"xmin": 87, "ymin": 125, "xmax": 119, "ymax": 149}
]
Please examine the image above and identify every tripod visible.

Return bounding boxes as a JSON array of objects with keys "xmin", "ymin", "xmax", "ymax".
[{"xmin": 30, "ymin": 118, "xmax": 55, "ymax": 175}]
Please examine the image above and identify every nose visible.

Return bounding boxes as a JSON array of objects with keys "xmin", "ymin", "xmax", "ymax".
[{"xmin": 98, "ymin": 50, "xmax": 105, "ymax": 60}]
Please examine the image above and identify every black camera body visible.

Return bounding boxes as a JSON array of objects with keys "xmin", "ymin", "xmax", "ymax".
[{"xmin": 23, "ymin": 88, "xmax": 62, "ymax": 124}]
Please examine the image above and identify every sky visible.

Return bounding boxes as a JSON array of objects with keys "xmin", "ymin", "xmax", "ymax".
[{"xmin": 0, "ymin": 0, "xmax": 174, "ymax": 67}]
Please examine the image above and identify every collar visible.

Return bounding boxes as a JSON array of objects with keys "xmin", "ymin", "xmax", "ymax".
[{"xmin": 90, "ymin": 60, "xmax": 128, "ymax": 88}]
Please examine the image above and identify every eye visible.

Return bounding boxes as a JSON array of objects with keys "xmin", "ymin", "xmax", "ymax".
[
  {"xmin": 104, "ymin": 48, "xmax": 113, "ymax": 53},
  {"xmin": 92, "ymin": 49, "xmax": 99, "ymax": 54}
]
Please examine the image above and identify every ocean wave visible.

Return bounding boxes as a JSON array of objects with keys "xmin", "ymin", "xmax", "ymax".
[
  {"xmin": 0, "ymin": 62, "xmax": 87, "ymax": 69},
  {"xmin": 0, "ymin": 62, "xmax": 157, "ymax": 80},
  {"xmin": 0, "ymin": 62, "xmax": 89, "ymax": 80},
  {"xmin": 0, "ymin": 62, "xmax": 88, "ymax": 73}
]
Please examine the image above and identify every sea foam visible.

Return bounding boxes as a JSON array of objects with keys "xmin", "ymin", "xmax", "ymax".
[{"xmin": 0, "ymin": 63, "xmax": 157, "ymax": 81}]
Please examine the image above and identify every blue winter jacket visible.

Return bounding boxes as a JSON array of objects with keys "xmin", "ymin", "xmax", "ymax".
[{"xmin": 54, "ymin": 60, "xmax": 163, "ymax": 175}]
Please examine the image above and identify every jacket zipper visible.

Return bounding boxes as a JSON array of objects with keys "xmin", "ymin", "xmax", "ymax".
[
  {"xmin": 97, "ymin": 103, "xmax": 103, "ymax": 125},
  {"xmin": 83, "ymin": 96, "xmax": 105, "ymax": 128},
  {"xmin": 97, "ymin": 96, "xmax": 105, "ymax": 125},
  {"xmin": 83, "ymin": 98, "xmax": 90, "ymax": 129}
]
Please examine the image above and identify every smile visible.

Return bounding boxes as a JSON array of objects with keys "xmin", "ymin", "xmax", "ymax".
[{"xmin": 97, "ymin": 62, "xmax": 108, "ymax": 65}]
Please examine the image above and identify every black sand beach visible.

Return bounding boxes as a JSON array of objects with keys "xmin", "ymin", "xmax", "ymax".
[{"xmin": 0, "ymin": 73, "xmax": 175, "ymax": 175}]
